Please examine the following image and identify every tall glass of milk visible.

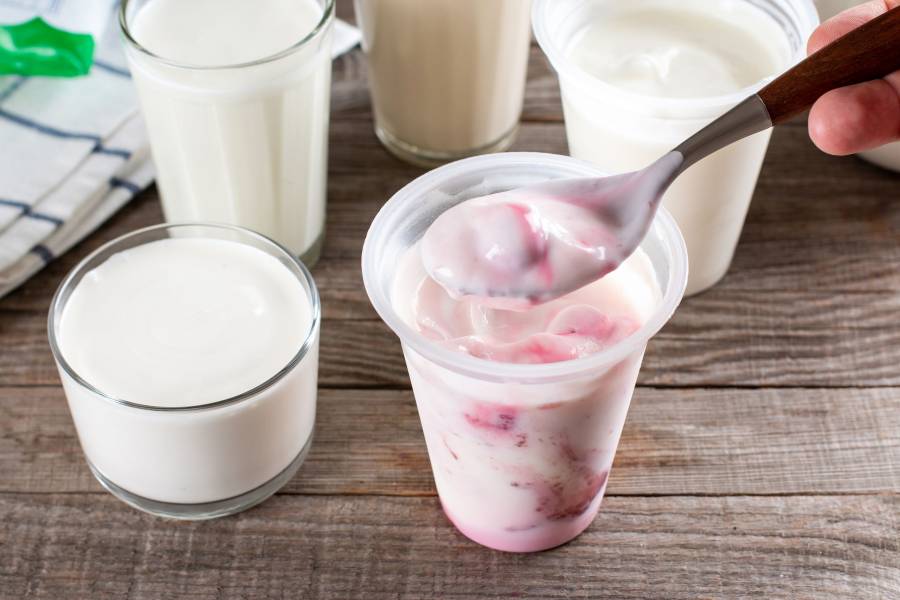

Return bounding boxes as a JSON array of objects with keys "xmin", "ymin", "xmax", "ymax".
[
  {"xmin": 534, "ymin": 0, "xmax": 819, "ymax": 295},
  {"xmin": 120, "ymin": 0, "xmax": 334, "ymax": 266},
  {"xmin": 48, "ymin": 224, "xmax": 321, "ymax": 519},
  {"xmin": 353, "ymin": 0, "xmax": 533, "ymax": 167}
]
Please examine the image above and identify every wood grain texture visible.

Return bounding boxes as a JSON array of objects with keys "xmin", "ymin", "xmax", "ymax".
[
  {"xmin": 3, "ymin": 387, "xmax": 897, "ymax": 496},
  {"xmin": 0, "ymin": 492, "xmax": 897, "ymax": 600}
]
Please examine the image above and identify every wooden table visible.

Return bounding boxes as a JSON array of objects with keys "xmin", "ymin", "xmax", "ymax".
[{"xmin": 3, "ymin": 4, "xmax": 900, "ymax": 598}]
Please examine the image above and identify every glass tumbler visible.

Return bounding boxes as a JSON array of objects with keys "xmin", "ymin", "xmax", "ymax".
[
  {"xmin": 48, "ymin": 224, "xmax": 321, "ymax": 519},
  {"xmin": 120, "ymin": 0, "xmax": 334, "ymax": 266},
  {"xmin": 354, "ymin": 0, "xmax": 533, "ymax": 167}
]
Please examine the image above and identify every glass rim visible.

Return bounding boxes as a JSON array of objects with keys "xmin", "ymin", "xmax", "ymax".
[
  {"xmin": 361, "ymin": 152, "xmax": 689, "ymax": 384},
  {"xmin": 47, "ymin": 223, "xmax": 322, "ymax": 413},
  {"xmin": 532, "ymin": 0, "xmax": 819, "ymax": 115},
  {"xmin": 119, "ymin": 0, "xmax": 336, "ymax": 71}
]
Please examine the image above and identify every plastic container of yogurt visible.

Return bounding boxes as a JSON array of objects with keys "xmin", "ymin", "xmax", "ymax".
[
  {"xmin": 533, "ymin": 0, "xmax": 819, "ymax": 295},
  {"xmin": 362, "ymin": 153, "xmax": 687, "ymax": 551}
]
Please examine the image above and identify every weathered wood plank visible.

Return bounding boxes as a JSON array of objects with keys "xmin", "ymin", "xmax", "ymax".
[
  {"xmin": 0, "ymin": 492, "xmax": 897, "ymax": 600},
  {"xmin": 2, "ymin": 387, "xmax": 897, "ymax": 496}
]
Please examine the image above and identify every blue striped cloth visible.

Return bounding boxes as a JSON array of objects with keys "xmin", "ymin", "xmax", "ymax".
[
  {"xmin": 0, "ymin": 2, "xmax": 360, "ymax": 299},
  {"xmin": 0, "ymin": 0, "xmax": 152, "ymax": 299}
]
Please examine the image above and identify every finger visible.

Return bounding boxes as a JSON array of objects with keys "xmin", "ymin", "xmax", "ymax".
[
  {"xmin": 808, "ymin": 73, "xmax": 900, "ymax": 155},
  {"xmin": 808, "ymin": 0, "xmax": 900, "ymax": 54}
]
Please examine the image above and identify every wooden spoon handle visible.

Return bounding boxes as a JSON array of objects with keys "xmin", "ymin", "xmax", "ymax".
[{"xmin": 759, "ymin": 5, "xmax": 900, "ymax": 125}]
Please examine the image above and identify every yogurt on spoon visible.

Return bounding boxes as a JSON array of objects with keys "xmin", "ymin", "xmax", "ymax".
[{"xmin": 420, "ymin": 153, "xmax": 682, "ymax": 308}]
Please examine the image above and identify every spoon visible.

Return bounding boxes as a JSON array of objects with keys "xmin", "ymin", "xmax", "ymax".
[{"xmin": 422, "ymin": 5, "xmax": 900, "ymax": 309}]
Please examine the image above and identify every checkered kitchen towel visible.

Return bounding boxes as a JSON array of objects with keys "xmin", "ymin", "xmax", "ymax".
[{"xmin": 0, "ymin": 0, "xmax": 360, "ymax": 299}]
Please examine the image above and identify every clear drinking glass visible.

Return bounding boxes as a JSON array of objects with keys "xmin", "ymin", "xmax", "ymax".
[
  {"xmin": 120, "ymin": 0, "xmax": 334, "ymax": 266},
  {"xmin": 354, "ymin": 0, "xmax": 533, "ymax": 167},
  {"xmin": 533, "ymin": 0, "xmax": 819, "ymax": 295},
  {"xmin": 362, "ymin": 153, "xmax": 688, "ymax": 551},
  {"xmin": 48, "ymin": 224, "xmax": 321, "ymax": 519}
]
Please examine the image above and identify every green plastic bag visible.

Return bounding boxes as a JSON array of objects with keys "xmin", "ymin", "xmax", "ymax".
[{"xmin": 0, "ymin": 17, "xmax": 94, "ymax": 77}]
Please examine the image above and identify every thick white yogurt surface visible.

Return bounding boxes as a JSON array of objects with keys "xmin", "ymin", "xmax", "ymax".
[
  {"xmin": 567, "ymin": 0, "xmax": 787, "ymax": 98},
  {"xmin": 554, "ymin": 0, "xmax": 796, "ymax": 295},
  {"xmin": 57, "ymin": 237, "xmax": 319, "ymax": 505},
  {"xmin": 59, "ymin": 238, "xmax": 311, "ymax": 407}
]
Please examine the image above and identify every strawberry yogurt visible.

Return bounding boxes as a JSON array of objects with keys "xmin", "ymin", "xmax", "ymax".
[{"xmin": 362, "ymin": 153, "xmax": 688, "ymax": 552}]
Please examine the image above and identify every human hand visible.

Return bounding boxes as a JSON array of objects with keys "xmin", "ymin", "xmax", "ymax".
[{"xmin": 808, "ymin": 0, "xmax": 900, "ymax": 154}]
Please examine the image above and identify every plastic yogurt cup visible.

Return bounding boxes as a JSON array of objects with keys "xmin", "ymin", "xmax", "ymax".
[
  {"xmin": 533, "ymin": 0, "xmax": 819, "ymax": 295},
  {"xmin": 49, "ymin": 224, "xmax": 321, "ymax": 519},
  {"xmin": 362, "ymin": 153, "xmax": 688, "ymax": 552}
]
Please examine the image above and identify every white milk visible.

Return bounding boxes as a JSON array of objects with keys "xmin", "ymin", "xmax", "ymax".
[
  {"xmin": 56, "ymin": 237, "xmax": 319, "ymax": 505},
  {"xmin": 124, "ymin": 0, "xmax": 333, "ymax": 263},
  {"xmin": 354, "ymin": 0, "xmax": 532, "ymax": 164},
  {"xmin": 535, "ymin": 0, "xmax": 816, "ymax": 295}
]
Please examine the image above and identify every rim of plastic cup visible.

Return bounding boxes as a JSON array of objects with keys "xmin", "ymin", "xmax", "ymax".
[
  {"xmin": 119, "ymin": 0, "xmax": 335, "ymax": 71},
  {"xmin": 361, "ymin": 152, "xmax": 689, "ymax": 384},
  {"xmin": 47, "ymin": 223, "xmax": 321, "ymax": 412},
  {"xmin": 532, "ymin": 0, "xmax": 819, "ymax": 116}
]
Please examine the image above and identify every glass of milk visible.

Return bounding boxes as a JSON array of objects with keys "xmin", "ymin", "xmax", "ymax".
[
  {"xmin": 120, "ymin": 0, "xmax": 334, "ymax": 266},
  {"xmin": 353, "ymin": 0, "xmax": 533, "ymax": 167},
  {"xmin": 48, "ymin": 224, "xmax": 321, "ymax": 519},
  {"xmin": 362, "ymin": 153, "xmax": 688, "ymax": 551},
  {"xmin": 534, "ymin": 0, "xmax": 819, "ymax": 295}
]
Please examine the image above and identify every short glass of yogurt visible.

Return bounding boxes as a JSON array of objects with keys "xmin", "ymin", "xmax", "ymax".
[
  {"xmin": 48, "ymin": 224, "xmax": 321, "ymax": 519},
  {"xmin": 354, "ymin": 0, "xmax": 533, "ymax": 166},
  {"xmin": 120, "ymin": 0, "xmax": 334, "ymax": 266},
  {"xmin": 362, "ymin": 153, "xmax": 688, "ymax": 552},
  {"xmin": 534, "ymin": 0, "xmax": 819, "ymax": 295}
]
